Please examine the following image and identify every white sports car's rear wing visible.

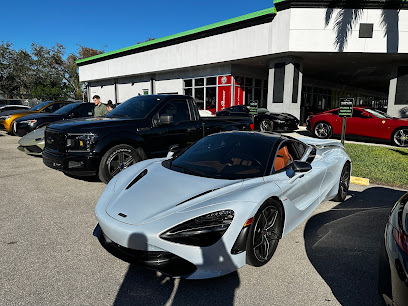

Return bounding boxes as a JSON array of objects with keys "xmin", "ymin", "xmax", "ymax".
[{"xmin": 294, "ymin": 137, "xmax": 345, "ymax": 150}]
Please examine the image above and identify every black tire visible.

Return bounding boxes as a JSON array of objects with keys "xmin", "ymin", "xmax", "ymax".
[
  {"xmin": 98, "ymin": 144, "xmax": 145, "ymax": 184},
  {"xmin": 259, "ymin": 119, "xmax": 273, "ymax": 132},
  {"xmin": 391, "ymin": 127, "xmax": 408, "ymax": 147},
  {"xmin": 333, "ymin": 161, "xmax": 351, "ymax": 202},
  {"xmin": 246, "ymin": 200, "xmax": 283, "ymax": 267},
  {"xmin": 313, "ymin": 121, "xmax": 332, "ymax": 139}
]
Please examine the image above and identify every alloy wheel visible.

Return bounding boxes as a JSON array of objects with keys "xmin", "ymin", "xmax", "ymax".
[
  {"xmin": 339, "ymin": 163, "xmax": 351, "ymax": 200},
  {"xmin": 252, "ymin": 206, "xmax": 280, "ymax": 262},
  {"xmin": 260, "ymin": 119, "xmax": 273, "ymax": 132},
  {"xmin": 107, "ymin": 150, "xmax": 136, "ymax": 177},
  {"xmin": 393, "ymin": 129, "xmax": 408, "ymax": 147},
  {"xmin": 314, "ymin": 122, "xmax": 332, "ymax": 139}
]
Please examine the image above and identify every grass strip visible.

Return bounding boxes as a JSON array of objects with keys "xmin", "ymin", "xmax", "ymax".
[{"xmin": 344, "ymin": 143, "xmax": 408, "ymax": 189}]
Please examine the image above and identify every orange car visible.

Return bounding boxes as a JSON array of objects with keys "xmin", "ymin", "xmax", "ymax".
[{"xmin": 0, "ymin": 101, "xmax": 73, "ymax": 135}]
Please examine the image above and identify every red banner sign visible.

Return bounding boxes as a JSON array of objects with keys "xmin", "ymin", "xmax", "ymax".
[{"xmin": 217, "ymin": 76, "xmax": 232, "ymax": 111}]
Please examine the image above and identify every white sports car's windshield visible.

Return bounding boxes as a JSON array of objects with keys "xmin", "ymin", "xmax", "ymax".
[{"xmin": 165, "ymin": 133, "xmax": 276, "ymax": 180}]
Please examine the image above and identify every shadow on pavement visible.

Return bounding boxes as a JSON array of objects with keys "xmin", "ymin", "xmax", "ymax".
[
  {"xmin": 111, "ymin": 232, "xmax": 240, "ymax": 306},
  {"xmin": 64, "ymin": 172, "xmax": 101, "ymax": 183},
  {"xmin": 304, "ymin": 186, "xmax": 406, "ymax": 306}
]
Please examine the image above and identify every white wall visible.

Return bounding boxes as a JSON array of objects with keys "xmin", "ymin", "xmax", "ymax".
[
  {"xmin": 89, "ymin": 80, "xmax": 115, "ymax": 104},
  {"xmin": 78, "ymin": 22, "xmax": 272, "ymax": 82},
  {"xmin": 288, "ymin": 8, "xmax": 408, "ymax": 53},
  {"xmin": 155, "ymin": 79, "xmax": 183, "ymax": 95}
]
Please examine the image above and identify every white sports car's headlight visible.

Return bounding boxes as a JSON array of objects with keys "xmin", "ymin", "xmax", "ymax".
[{"xmin": 160, "ymin": 210, "xmax": 234, "ymax": 247}]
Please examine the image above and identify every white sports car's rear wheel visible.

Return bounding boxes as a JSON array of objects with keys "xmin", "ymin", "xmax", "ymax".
[
  {"xmin": 246, "ymin": 201, "xmax": 283, "ymax": 267},
  {"xmin": 333, "ymin": 162, "xmax": 351, "ymax": 202}
]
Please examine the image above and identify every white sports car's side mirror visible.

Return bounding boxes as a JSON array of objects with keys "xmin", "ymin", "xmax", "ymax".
[{"xmin": 167, "ymin": 144, "xmax": 179, "ymax": 159}]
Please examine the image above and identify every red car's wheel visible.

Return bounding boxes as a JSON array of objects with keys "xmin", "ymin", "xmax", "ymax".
[
  {"xmin": 313, "ymin": 122, "xmax": 332, "ymax": 139},
  {"xmin": 392, "ymin": 128, "xmax": 408, "ymax": 147}
]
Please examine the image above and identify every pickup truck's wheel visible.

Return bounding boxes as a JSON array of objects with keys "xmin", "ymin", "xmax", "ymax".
[
  {"xmin": 246, "ymin": 200, "xmax": 283, "ymax": 267},
  {"xmin": 99, "ymin": 145, "xmax": 145, "ymax": 184}
]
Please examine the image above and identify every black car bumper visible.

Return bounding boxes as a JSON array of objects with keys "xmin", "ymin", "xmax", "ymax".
[
  {"xmin": 93, "ymin": 224, "xmax": 197, "ymax": 277},
  {"xmin": 42, "ymin": 150, "xmax": 100, "ymax": 176},
  {"xmin": 15, "ymin": 124, "xmax": 35, "ymax": 137}
]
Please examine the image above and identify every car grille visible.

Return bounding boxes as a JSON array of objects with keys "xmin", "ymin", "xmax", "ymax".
[{"xmin": 45, "ymin": 130, "xmax": 65, "ymax": 152}]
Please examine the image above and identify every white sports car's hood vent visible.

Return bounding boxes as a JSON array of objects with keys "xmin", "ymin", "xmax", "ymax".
[
  {"xmin": 126, "ymin": 169, "xmax": 148, "ymax": 190},
  {"xmin": 106, "ymin": 163, "xmax": 242, "ymax": 225},
  {"xmin": 176, "ymin": 188, "xmax": 221, "ymax": 206}
]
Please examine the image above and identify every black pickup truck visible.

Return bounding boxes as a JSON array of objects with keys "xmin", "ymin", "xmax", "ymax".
[{"xmin": 43, "ymin": 95, "xmax": 253, "ymax": 183}]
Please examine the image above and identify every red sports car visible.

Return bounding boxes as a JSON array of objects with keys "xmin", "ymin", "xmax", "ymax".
[{"xmin": 306, "ymin": 107, "xmax": 408, "ymax": 147}]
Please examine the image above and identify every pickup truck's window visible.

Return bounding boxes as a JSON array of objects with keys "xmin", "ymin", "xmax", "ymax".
[
  {"xmin": 159, "ymin": 100, "xmax": 190, "ymax": 123},
  {"xmin": 165, "ymin": 133, "xmax": 276, "ymax": 180},
  {"xmin": 107, "ymin": 96, "xmax": 163, "ymax": 119}
]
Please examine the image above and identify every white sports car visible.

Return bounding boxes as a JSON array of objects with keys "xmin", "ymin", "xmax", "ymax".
[{"xmin": 94, "ymin": 131, "xmax": 351, "ymax": 279}]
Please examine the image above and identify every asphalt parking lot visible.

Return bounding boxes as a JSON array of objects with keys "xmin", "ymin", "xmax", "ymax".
[{"xmin": 0, "ymin": 131, "xmax": 405, "ymax": 306}]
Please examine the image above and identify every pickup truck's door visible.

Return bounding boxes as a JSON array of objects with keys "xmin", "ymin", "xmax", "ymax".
[
  {"xmin": 150, "ymin": 99, "xmax": 201, "ymax": 154},
  {"xmin": 163, "ymin": 99, "xmax": 201, "ymax": 148}
]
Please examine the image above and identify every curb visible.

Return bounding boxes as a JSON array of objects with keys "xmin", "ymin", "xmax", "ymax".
[{"xmin": 350, "ymin": 176, "xmax": 370, "ymax": 186}]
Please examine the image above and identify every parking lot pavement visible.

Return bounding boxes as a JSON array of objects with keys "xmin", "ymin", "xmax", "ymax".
[
  {"xmin": 0, "ymin": 132, "xmax": 405, "ymax": 306},
  {"xmin": 283, "ymin": 126, "xmax": 398, "ymax": 149}
]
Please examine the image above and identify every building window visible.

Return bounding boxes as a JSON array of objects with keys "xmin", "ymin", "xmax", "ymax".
[{"xmin": 183, "ymin": 76, "xmax": 218, "ymax": 110}]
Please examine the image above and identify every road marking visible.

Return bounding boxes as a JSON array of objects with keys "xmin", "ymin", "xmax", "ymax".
[{"xmin": 350, "ymin": 176, "xmax": 370, "ymax": 186}]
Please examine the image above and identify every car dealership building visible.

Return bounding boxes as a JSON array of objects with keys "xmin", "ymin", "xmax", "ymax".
[{"xmin": 77, "ymin": 0, "xmax": 408, "ymax": 123}]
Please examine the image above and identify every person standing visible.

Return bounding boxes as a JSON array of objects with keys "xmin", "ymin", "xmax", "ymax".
[
  {"xmin": 93, "ymin": 95, "xmax": 108, "ymax": 117},
  {"xmin": 106, "ymin": 100, "xmax": 116, "ymax": 113}
]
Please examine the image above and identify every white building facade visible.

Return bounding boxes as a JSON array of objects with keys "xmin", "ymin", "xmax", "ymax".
[{"xmin": 78, "ymin": 0, "xmax": 408, "ymax": 122}]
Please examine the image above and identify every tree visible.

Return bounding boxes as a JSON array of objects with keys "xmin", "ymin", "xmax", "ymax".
[
  {"xmin": 30, "ymin": 43, "xmax": 68, "ymax": 100},
  {"xmin": 325, "ymin": 0, "xmax": 404, "ymax": 52},
  {"xmin": 64, "ymin": 45, "xmax": 105, "ymax": 101},
  {"xmin": 0, "ymin": 42, "xmax": 33, "ymax": 98}
]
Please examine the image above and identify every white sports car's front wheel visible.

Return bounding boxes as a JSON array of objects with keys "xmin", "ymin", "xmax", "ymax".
[{"xmin": 246, "ymin": 200, "xmax": 283, "ymax": 267}]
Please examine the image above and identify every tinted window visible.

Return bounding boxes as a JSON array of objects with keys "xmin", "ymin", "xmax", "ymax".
[
  {"xmin": 352, "ymin": 109, "xmax": 364, "ymax": 118},
  {"xmin": 159, "ymin": 100, "xmax": 190, "ymax": 124},
  {"xmin": 43, "ymin": 102, "xmax": 69, "ymax": 113},
  {"xmin": 293, "ymin": 141, "xmax": 307, "ymax": 158},
  {"xmin": 166, "ymin": 133, "xmax": 276, "ymax": 180},
  {"xmin": 31, "ymin": 101, "xmax": 52, "ymax": 111},
  {"xmin": 365, "ymin": 108, "xmax": 392, "ymax": 118},
  {"xmin": 76, "ymin": 104, "xmax": 95, "ymax": 117},
  {"xmin": 107, "ymin": 96, "xmax": 163, "ymax": 119},
  {"xmin": 54, "ymin": 103, "xmax": 81, "ymax": 114}
]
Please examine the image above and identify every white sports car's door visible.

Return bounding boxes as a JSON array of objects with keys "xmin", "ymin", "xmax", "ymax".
[{"xmin": 264, "ymin": 140, "xmax": 327, "ymax": 233}]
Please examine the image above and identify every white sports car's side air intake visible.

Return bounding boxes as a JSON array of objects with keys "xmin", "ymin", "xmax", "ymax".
[{"xmin": 94, "ymin": 131, "xmax": 351, "ymax": 279}]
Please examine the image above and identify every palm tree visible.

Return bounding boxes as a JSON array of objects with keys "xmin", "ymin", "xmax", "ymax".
[{"xmin": 325, "ymin": 0, "xmax": 404, "ymax": 52}]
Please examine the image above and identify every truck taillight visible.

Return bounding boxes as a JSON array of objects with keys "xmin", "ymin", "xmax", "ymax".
[{"xmin": 250, "ymin": 124, "xmax": 254, "ymax": 130}]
